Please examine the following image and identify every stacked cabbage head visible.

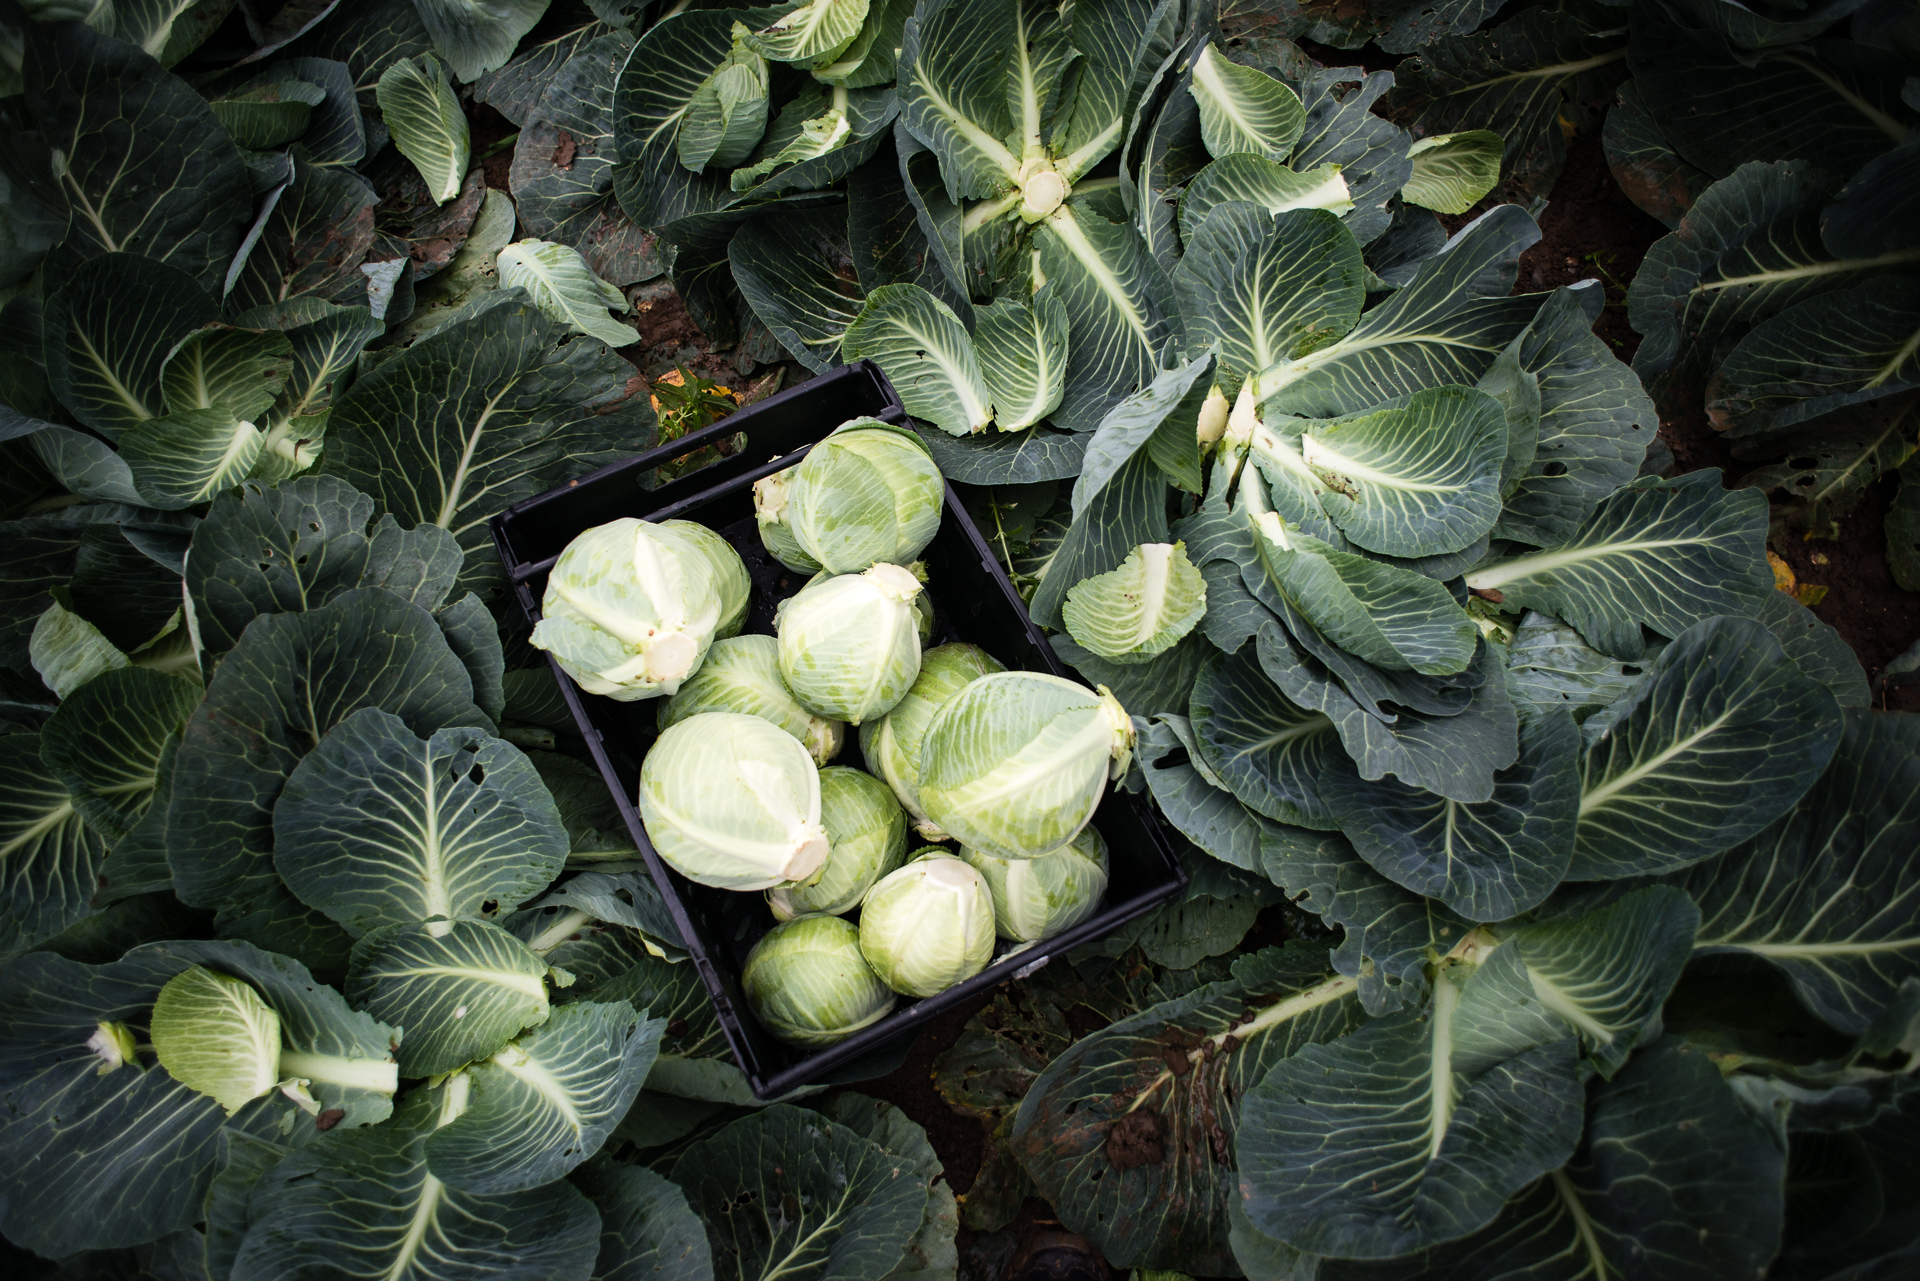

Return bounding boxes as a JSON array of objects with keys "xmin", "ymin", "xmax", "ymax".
[
  {"xmin": 532, "ymin": 517, "xmax": 749, "ymax": 701},
  {"xmin": 755, "ymin": 418, "xmax": 943, "ymax": 574},
  {"xmin": 919, "ymin": 672, "xmax": 1134, "ymax": 860}
]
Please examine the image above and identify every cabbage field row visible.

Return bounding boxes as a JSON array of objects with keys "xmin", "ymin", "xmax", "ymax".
[{"xmin": 0, "ymin": 1, "xmax": 1915, "ymax": 1279}]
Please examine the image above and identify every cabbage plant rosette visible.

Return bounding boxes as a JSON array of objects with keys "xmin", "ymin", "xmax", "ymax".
[
  {"xmin": 918, "ymin": 671, "xmax": 1134, "ymax": 860},
  {"xmin": 893, "ymin": 0, "xmax": 1179, "ymax": 430},
  {"xmin": 638, "ymin": 711, "xmax": 830, "ymax": 890},
  {"xmin": 531, "ymin": 518, "xmax": 729, "ymax": 701}
]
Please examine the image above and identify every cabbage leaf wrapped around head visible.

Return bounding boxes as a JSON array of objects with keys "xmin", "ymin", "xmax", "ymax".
[
  {"xmin": 859, "ymin": 642, "xmax": 1004, "ymax": 840},
  {"xmin": 742, "ymin": 915, "xmax": 895, "ymax": 1046},
  {"xmin": 776, "ymin": 563, "xmax": 924, "ymax": 725},
  {"xmin": 657, "ymin": 634, "xmax": 845, "ymax": 765},
  {"xmin": 918, "ymin": 673, "xmax": 1133, "ymax": 860},
  {"xmin": 964, "ymin": 826, "xmax": 1110, "ymax": 943},
  {"xmin": 531, "ymin": 517, "xmax": 723, "ymax": 701},
  {"xmin": 662, "ymin": 518, "xmax": 751, "ymax": 639},
  {"xmin": 753, "ymin": 466, "xmax": 821, "ymax": 574},
  {"xmin": 789, "ymin": 418, "xmax": 944, "ymax": 574},
  {"xmin": 638, "ymin": 711, "xmax": 829, "ymax": 889},
  {"xmin": 858, "ymin": 854, "xmax": 995, "ymax": 997},
  {"xmin": 768, "ymin": 766, "xmax": 908, "ymax": 919}
]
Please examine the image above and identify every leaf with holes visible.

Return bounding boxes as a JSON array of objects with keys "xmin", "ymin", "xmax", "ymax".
[{"xmin": 272, "ymin": 708, "xmax": 568, "ymax": 940}]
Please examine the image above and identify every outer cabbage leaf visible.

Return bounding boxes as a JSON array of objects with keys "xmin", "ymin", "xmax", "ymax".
[
  {"xmin": 228, "ymin": 1091, "xmax": 601, "ymax": 1281},
  {"xmin": 1324, "ymin": 711, "xmax": 1580, "ymax": 921},
  {"xmin": 346, "ymin": 916, "xmax": 550, "ymax": 1078},
  {"xmin": 841, "ymin": 283, "xmax": 992, "ymax": 434},
  {"xmin": 673, "ymin": 1104, "xmax": 931, "ymax": 1281},
  {"xmin": 23, "ymin": 18, "xmax": 253, "ymax": 292},
  {"xmin": 1010, "ymin": 945, "xmax": 1363, "ymax": 1273},
  {"xmin": 0, "ymin": 733, "xmax": 111, "ymax": 961},
  {"xmin": 1570, "ymin": 615, "xmax": 1844, "ymax": 881},
  {"xmin": 273, "ymin": 708, "xmax": 569, "ymax": 939},
  {"xmin": 425, "ymin": 1000, "xmax": 663, "ymax": 1193},
  {"xmin": 323, "ymin": 291, "xmax": 653, "ymax": 595},
  {"xmin": 1238, "ymin": 956, "xmax": 1582, "ymax": 1259},
  {"xmin": 1315, "ymin": 1037, "xmax": 1784, "ymax": 1281},
  {"xmin": 1685, "ymin": 708, "xmax": 1920, "ymax": 1033},
  {"xmin": 1464, "ymin": 470, "xmax": 1774, "ymax": 660}
]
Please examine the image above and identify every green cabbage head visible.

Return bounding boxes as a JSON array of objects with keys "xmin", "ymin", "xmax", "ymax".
[
  {"xmin": 753, "ymin": 465, "xmax": 821, "ymax": 574},
  {"xmin": 742, "ymin": 914, "xmax": 895, "ymax": 1046},
  {"xmin": 768, "ymin": 766, "xmax": 908, "ymax": 919},
  {"xmin": 964, "ymin": 826, "xmax": 1110, "ymax": 942},
  {"xmin": 657, "ymin": 634, "xmax": 845, "ymax": 766},
  {"xmin": 858, "ymin": 854, "xmax": 996, "ymax": 997},
  {"xmin": 532, "ymin": 518, "xmax": 740, "ymax": 701},
  {"xmin": 638, "ymin": 711, "xmax": 829, "ymax": 889},
  {"xmin": 667, "ymin": 518, "xmax": 751, "ymax": 639},
  {"xmin": 788, "ymin": 418, "xmax": 944, "ymax": 573},
  {"xmin": 859, "ymin": 642, "xmax": 1004, "ymax": 840},
  {"xmin": 777, "ymin": 563, "xmax": 924, "ymax": 725},
  {"xmin": 919, "ymin": 672, "xmax": 1133, "ymax": 860}
]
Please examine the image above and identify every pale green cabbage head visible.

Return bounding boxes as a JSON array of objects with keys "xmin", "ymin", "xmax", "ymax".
[
  {"xmin": 918, "ymin": 672, "xmax": 1134, "ymax": 860},
  {"xmin": 857, "ymin": 854, "xmax": 996, "ymax": 997},
  {"xmin": 963, "ymin": 826, "xmax": 1110, "ymax": 943},
  {"xmin": 858, "ymin": 643, "xmax": 1004, "ymax": 840},
  {"xmin": 789, "ymin": 418, "xmax": 944, "ymax": 574},
  {"xmin": 741, "ymin": 914, "xmax": 895, "ymax": 1047},
  {"xmin": 776, "ymin": 563, "xmax": 924, "ymax": 725},
  {"xmin": 768, "ymin": 766, "xmax": 908, "ymax": 919},
  {"xmin": 663, "ymin": 518, "xmax": 751, "ymax": 639},
  {"xmin": 752, "ymin": 466, "xmax": 822, "ymax": 574},
  {"xmin": 531, "ymin": 518, "xmax": 723, "ymax": 701},
  {"xmin": 657, "ymin": 634, "xmax": 844, "ymax": 766},
  {"xmin": 785, "ymin": 563, "xmax": 935, "ymax": 643},
  {"xmin": 638, "ymin": 711, "xmax": 829, "ymax": 889}
]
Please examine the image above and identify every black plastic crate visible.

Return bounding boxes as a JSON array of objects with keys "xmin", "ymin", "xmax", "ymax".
[{"xmin": 491, "ymin": 360, "xmax": 1187, "ymax": 1098}]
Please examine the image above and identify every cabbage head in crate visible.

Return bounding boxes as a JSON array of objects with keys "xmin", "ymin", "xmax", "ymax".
[
  {"xmin": 777, "ymin": 562, "xmax": 924, "ymax": 724},
  {"xmin": 787, "ymin": 418, "xmax": 944, "ymax": 573},
  {"xmin": 742, "ymin": 915, "xmax": 896, "ymax": 1047},
  {"xmin": 532, "ymin": 517, "xmax": 746, "ymax": 700},
  {"xmin": 963, "ymin": 826, "xmax": 1110, "ymax": 943},
  {"xmin": 768, "ymin": 766, "xmax": 908, "ymax": 919},
  {"xmin": 919, "ymin": 672, "xmax": 1133, "ymax": 860},
  {"xmin": 639, "ymin": 711, "xmax": 829, "ymax": 889},
  {"xmin": 858, "ymin": 853, "xmax": 996, "ymax": 997}
]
